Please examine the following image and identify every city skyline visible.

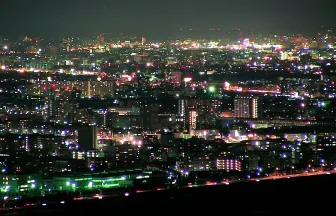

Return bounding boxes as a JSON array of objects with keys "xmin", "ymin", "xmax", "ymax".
[{"xmin": 1, "ymin": 1, "xmax": 336, "ymax": 214}]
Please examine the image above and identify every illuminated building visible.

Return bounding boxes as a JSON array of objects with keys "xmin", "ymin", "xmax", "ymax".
[
  {"xmin": 26, "ymin": 78, "xmax": 115, "ymax": 99},
  {"xmin": 280, "ymin": 51, "xmax": 289, "ymax": 60},
  {"xmin": 178, "ymin": 99, "xmax": 186, "ymax": 128},
  {"xmin": 216, "ymin": 159, "xmax": 242, "ymax": 172},
  {"xmin": 234, "ymin": 97, "xmax": 250, "ymax": 118},
  {"xmin": 104, "ymin": 108, "xmax": 143, "ymax": 129},
  {"xmin": 141, "ymin": 37, "xmax": 146, "ymax": 45},
  {"xmin": 108, "ymin": 107, "xmax": 140, "ymax": 116},
  {"xmin": 0, "ymin": 169, "xmax": 155, "ymax": 197},
  {"xmin": 189, "ymin": 110, "xmax": 197, "ymax": 136},
  {"xmin": 251, "ymin": 97, "xmax": 263, "ymax": 119},
  {"xmin": 170, "ymin": 71, "xmax": 182, "ymax": 85},
  {"xmin": 234, "ymin": 96, "xmax": 263, "ymax": 118}
]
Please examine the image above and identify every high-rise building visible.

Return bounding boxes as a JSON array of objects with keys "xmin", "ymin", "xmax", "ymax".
[
  {"xmin": 143, "ymin": 104, "xmax": 159, "ymax": 130},
  {"xmin": 234, "ymin": 96, "xmax": 262, "ymax": 118},
  {"xmin": 189, "ymin": 110, "xmax": 197, "ymax": 136},
  {"xmin": 251, "ymin": 96, "xmax": 263, "ymax": 118},
  {"xmin": 141, "ymin": 37, "xmax": 146, "ymax": 45},
  {"xmin": 98, "ymin": 34, "xmax": 105, "ymax": 45},
  {"xmin": 234, "ymin": 97, "xmax": 250, "ymax": 118},
  {"xmin": 78, "ymin": 125, "xmax": 97, "ymax": 150}
]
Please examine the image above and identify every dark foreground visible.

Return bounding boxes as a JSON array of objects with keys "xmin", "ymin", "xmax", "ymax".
[{"xmin": 3, "ymin": 174, "xmax": 336, "ymax": 215}]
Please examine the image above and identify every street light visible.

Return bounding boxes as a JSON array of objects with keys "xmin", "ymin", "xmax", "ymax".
[
  {"xmin": 308, "ymin": 164, "xmax": 311, "ymax": 171},
  {"xmin": 209, "ymin": 86, "xmax": 215, "ymax": 92},
  {"xmin": 291, "ymin": 166, "xmax": 294, "ymax": 175},
  {"xmin": 320, "ymin": 159, "xmax": 324, "ymax": 172},
  {"xmin": 274, "ymin": 167, "xmax": 279, "ymax": 176}
]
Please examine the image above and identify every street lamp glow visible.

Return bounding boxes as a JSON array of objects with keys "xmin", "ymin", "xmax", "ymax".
[{"xmin": 209, "ymin": 86, "xmax": 215, "ymax": 92}]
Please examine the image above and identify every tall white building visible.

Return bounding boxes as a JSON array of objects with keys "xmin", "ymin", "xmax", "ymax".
[{"xmin": 189, "ymin": 110, "xmax": 197, "ymax": 136}]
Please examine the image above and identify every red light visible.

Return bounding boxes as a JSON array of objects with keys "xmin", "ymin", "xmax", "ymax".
[
  {"xmin": 206, "ymin": 181, "xmax": 216, "ymax": 185},
  {"xmin": 73, "ymin": 197, "xmax": 83, "ymax": 201},
  {"xmin": 136, "ymin": 190, "xmax": 141, "ymax": 193},
  {"xmin": 156, "ymin": 188, "xmax": 162, "ymax": 191}
]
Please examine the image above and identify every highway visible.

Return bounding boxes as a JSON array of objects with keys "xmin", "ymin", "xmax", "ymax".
[
  {"xmin": 1, "ymin": 169, "xmax": 335, "ymax": 214},
  {"xmin": 181, "ymin": 170, "xmax": 336, "ymax": 188},
  {"xmin": 260, "ymin": 170, "xmax": 335, "ymax": 181}
]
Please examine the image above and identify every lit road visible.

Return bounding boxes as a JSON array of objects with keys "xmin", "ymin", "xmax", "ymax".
[
  {"xmin": 1, "ymin": 170, "xmax": 335, "ymax": 214},
  {"xmin": 230, "ymin": 89, "xmax": 280, "ymax": 94},
  {"xmin": 260, "ymin": 170, "xmax": 336, "ymax": 181},
  {"xmin": 182, "ymin": 170, "xmax": 336, "ymax": 188}
]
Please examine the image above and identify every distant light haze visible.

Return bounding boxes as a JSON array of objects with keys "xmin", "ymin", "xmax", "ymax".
[{"xmin": 1, "ymin": 0, "xmax": 336, "ymax": 38}]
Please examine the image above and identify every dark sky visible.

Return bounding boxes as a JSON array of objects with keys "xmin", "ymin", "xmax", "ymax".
[{"xmin": 1, "ymin": 0, "xmax": 336, "ymax": 39}]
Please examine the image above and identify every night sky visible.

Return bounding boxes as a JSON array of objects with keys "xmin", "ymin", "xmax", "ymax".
[{"xmin": 1, "ymin": 0, "xmax": 336, "ymax": 38}]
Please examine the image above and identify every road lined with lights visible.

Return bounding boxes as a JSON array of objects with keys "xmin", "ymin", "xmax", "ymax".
[
  {"xmin": 1, "ymin": 170, "xmax": 335, "ymax": 214},
  {"xmin": 260, "ymin": 170, "xmax": 335, "ymax": 181},
  {"xmin": 174, "ymin": 170, "xmax": 336, "ymax": 188}
]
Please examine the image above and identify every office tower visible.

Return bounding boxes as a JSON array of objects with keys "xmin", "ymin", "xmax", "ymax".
[
  {"xmin": 234, "ymin": 96, "xmax": 262, "ymax": 118},
  {"xmin": 234, "ymin": 97, "xmax": 250, "ymax": 118}
]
